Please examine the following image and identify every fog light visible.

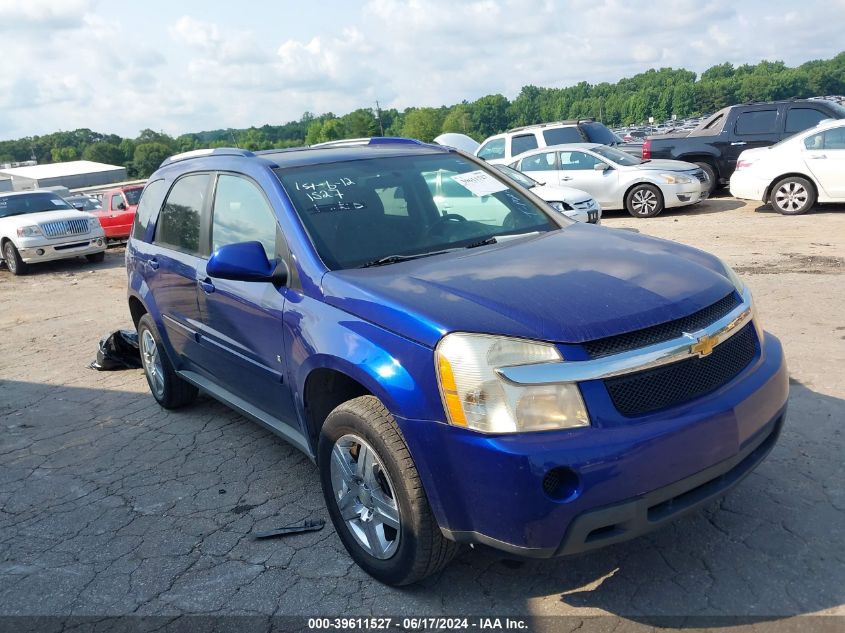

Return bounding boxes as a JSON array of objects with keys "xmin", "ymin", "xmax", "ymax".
[
  {"xmin": 36, "ymin": 248, "xmax": 45, "ymax": 256},
  {"xmin": 96, "ymin": 239, "xmax": 103, "ymax": 246},
  {"xmin": 542, "ymin": 467, "xmax": 580, "ymax": 502}
]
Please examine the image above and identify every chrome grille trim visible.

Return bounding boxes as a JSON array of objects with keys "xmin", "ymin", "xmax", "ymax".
[
  {"xmin": 40, "ymin": 219, "xmax": 89, "ymax": 238},
  {"xmin": 497, "ymin": 286, "xmax": 754, "ymax": 386}
]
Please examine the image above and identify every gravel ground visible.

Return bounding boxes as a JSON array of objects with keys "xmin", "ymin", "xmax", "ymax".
[{"xmin": 0, "ymin": 196, "xmax": 843, "ymax": 624}]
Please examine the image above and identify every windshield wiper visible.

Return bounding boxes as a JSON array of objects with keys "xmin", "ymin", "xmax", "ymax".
[
  {"xmin": 465, "ymin": 236, "xmax": 497, "ymax": 249},
  {"xmin": 360, "ymin": 250, "xmax": 451, "ymax": 268}
]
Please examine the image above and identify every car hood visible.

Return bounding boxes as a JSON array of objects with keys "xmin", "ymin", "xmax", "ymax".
[
  {"xmin": 321, "ymin": 224, "xmax": 734, "ymax": 348},
  {"xmin": 632, "ymin": 159, "xmax": 700, "ymax": 172},
  {"xmin": 0, "ymin": 208, "xmax": 94, "ymax": 228},
  {"xmin": 531, "ymin": 183, "xmax": 593, "ymax": 204}
]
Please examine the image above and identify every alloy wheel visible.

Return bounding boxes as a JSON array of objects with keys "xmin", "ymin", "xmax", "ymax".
[
  {"xmin": 774, "ymin": 182, "xmax": 808, "ymax": 213},
  {"xmin": 4, "ymin": 243, "xmax": 16, "ymax": 274},
  {"xmin": 631, "ymin": 188, "xmax": 658, "ymax": 215},
  {"xmin": 330, "ymin": 434, "xmax": 401, "ymax": 559},
  {"xmin": 141, "ymin": 329, "xmax": 164, "ymax": 398}
]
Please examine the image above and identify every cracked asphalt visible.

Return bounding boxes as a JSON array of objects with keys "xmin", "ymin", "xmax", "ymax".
[{"xmin": 0, "ymin": 197, "xmax": 843, "ymax": 623}]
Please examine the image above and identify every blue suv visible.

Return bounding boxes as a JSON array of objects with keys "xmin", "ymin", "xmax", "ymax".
[{"xmin": 126, "ymin": 139, "xmax": 788, "ymax": 585}]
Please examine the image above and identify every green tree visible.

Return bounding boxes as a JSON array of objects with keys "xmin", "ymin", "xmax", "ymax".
[
  {"xmin": 401, "ymin": 108, "xmax": 443, "ymax": 142},
  {"xmin": 51, "ymin": 146, "xmax": 78, "ymax": 162},
  {"xmin": 133, "ymin": 142, "xmax": 173, "ymax": 178},
  {"xmin": 470, "ymin": 94, "xmax": 510, "ymax": 138},
  {"xmin": 441, "ymin": 104, "xmax": 475, "ymax": 136},
  {"xmin": 82, "ymin": 142, "xmax": 125, "ymax": 165},
  {"xmin": 342, "ymin": 109, "xmax": 378, "ymax": 137}
]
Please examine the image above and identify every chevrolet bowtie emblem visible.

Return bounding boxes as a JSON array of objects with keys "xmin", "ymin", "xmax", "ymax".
[{"xmin": 690, "ymin": 334, "xmax": 718, "ymax": 358}]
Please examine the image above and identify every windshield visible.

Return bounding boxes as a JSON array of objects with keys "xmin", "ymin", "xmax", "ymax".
[
  {"xmin": 591, "ymin": 145, "xmax": 644, "ymax": 166},
  {"xmin": 124, "ymin": 188, "xmax": 143, "ymax": 205},
  {"xmin": 275, "ymin": 153, "xmax": 560, "ymax": 270},
  {"xmin": 0, "ymin": 192, "xmax": 74, "ymax": 219},
  {"xmin": 581, "ymin": 122, "xmax": 619, "ymax": 145},
  {"xmin": 492, "ymin": 164, "xmax": 538, "ymax": 189}
]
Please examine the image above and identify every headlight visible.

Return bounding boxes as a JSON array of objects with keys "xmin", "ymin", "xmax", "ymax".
[
  {"xmin": 16, "ymin": 225, "xmax": 43, "ymax": 237},
  {"xmin": 88, "ymin": 218, "xmax": 101, "ymax": 230},
  {"xmin": 435, "ymin": 333, "xmax": 589, "ymax": 433},
  {"xmin": 718, "ymin": 257, "xmax": 745, "ymax": 294},
  {"xmin": 548, "ymin": 201, "xmax": 566, "ymax": 212},
  {"xmin": 659, "ymin": 173, "xmax": 693, "ymax": 184}
]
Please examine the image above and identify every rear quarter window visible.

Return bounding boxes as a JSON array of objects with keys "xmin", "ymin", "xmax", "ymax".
[{"xmin": 131, "ymin": 179, "xmax": 167, "ymax": 240}]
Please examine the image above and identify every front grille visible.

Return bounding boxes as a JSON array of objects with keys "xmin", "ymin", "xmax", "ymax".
[
  {"xmin": 584, "ymin": 292, "xmax": 740, "ymax": 359},
  {"xmin": 40, "ymin": 219, "xmax": 89, "ymax": 238},
  {"xmin": 604, "ymin": 322, "xmax": 757, "ymax": 417}
]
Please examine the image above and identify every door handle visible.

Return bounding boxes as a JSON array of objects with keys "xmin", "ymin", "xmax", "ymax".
[
  {"xmin": 147, "ymin": 258, "xmax": 159, "ymax": 271},
  {"xmin": 561, "ymin": 176, "xmax": 573, "ymax": 181},
  {"xmin": 198, "ymin": 278, "xmax": 215, "ymax": 294},
  {"xmin": 730, "ymin": 142, "xmax": 747, "ymax": 146},
  {"xmin": 808, "ymin": 154, "xmax": 827, "ymax": 159}
]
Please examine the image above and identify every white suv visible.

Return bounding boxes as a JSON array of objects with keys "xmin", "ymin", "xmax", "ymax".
[
  {"xmin": 475, "ymin": 120, "xmax": 621, "ymax": 165},
  {"xmin": 0, "ymin": 190, "xmax": 106, "ymax": 275}
]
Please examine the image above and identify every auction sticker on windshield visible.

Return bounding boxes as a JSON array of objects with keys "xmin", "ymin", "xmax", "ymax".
[{"xmin": 451, "ymin": 170, "xmax": 509, "ymax": 197}]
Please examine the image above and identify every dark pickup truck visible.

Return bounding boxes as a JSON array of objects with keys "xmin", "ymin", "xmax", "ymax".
[{"xmin": 641, "ymin": 99, "xmax": 845, "ymax": 192}]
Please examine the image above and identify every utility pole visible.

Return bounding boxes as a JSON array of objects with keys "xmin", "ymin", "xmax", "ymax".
[{"xmin": 375, "ymin": 100, "xmax": 385, "ymax": 136}]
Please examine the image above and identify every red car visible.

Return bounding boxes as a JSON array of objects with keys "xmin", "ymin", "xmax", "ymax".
[{"xmin": 92, "ymin": 185, "xmax": 143, "ymax": 240}]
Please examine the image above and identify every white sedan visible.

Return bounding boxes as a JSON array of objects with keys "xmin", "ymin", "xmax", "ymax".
[
  {"xmin": 730, "ymin": 118, "xmax": 845, "ymax": 215},
  {"xmin": 510, "ymin": 143, "xmax": 708, "ymax": 217},
  {"xmin": 492, "ymin": 164, "xmax": 601, "ymax": 224}
]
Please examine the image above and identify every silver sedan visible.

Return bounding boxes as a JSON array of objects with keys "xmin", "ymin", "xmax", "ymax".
[{"xmin": 511, "ymin": 143, "xmax": 708, "ymax": 217}]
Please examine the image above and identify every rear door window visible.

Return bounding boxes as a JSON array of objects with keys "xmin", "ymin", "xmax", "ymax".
[
  {"xmin": 510, "ymin": 134, "xmax": 538, "ymax": 157},
  {"xmin": 154, "ymin": 174, "xmax": 210, "ymax": 255},
  {"xmin": 520, "ymin": 152, "xmax": 557, "ymax": 171},
  {"xmin": 785, "ymin": 108, "xmax": 829, "ymax": 134},
  {"xmin": 735, "ymin": 110, "xmax": 778, "ymax": 135}
]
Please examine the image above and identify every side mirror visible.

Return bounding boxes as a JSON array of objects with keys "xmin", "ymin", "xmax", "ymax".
[
  {"xmin": 206, "ymin": 241, "xmax": 288, "ymax": 286},
  {"xmin": 594, "ymin": 162, "xmax": 610, "ymax": 171},
  {"xmin": 73, "ymin": 204, "xmax": 85, "ymax": 211},
  {"xmin": 117, "ymin": 202, "xmax": 127, "ymax": 210}
]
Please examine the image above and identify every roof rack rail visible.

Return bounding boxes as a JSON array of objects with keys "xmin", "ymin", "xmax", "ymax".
[
  {"xmin": 310, "ymin": 137, "xmax": 427, "ymax": 149},
  {"xmin": 159, "ymin": 147, "xmax": 256, "ymax": 167},
  {"xmin": 507, "ymin": 119, "xmax": 595, "ymax": 133}
]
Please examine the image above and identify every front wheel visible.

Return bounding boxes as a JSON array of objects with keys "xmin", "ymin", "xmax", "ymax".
[
  {"xmin": 318, "ymin": 396, "xmax": 458, "ymax": 585},
  {"xmin": 694, "ymin": 162, "xmax": 717, "ymax": 195},
  {"xmin": 625, "ymin": 184, "xmax": 664, "ymax": 218},
  {"xmin": 2, "ymin": 241, "xmax": 28, "ymax": 275},
  {"xmin": 770, "ymin": 176, "xmax": 815, "ymax": 215}
]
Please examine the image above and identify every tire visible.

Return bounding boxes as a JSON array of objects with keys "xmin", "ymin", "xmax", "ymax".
[
  {"xmin": 694, "ymin": 162, "xmax": 717, "ymax": 195},
  {"xmin": 625, "ymin": 184, "xmax": 664, "ymax": 218},
  {"xmin": 770, "ymin": 176, "xmax": 816, "ymax": 215},
  {"xmin": 2, "ymin": 240, "xmax": 29, "ymax": 276},
  {"xmin": 86, "ymin": 251, "xmax": 105, "ymax": 263},
  {"xmin": 137, "ymin": 314, "xmax": 198, "ymax": 409},
  {"xmin": 318, "ymin": 395, "xmax": 458, "ymax": 586}
]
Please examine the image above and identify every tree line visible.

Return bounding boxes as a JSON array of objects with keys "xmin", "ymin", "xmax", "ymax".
[{"xmin": 1, "ymin": 52, "xmax": 843, "ymax": 179}]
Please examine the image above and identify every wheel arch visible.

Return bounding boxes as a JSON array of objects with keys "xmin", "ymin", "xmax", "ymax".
[{"xmin": 764, "ymin": 172, "xmax": 819, "ymax": 204}]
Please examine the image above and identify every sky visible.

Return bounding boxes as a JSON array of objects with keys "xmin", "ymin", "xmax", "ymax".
[{"xmin": 1, "ymin": 0, "xmax": 844, "ymax": 141}]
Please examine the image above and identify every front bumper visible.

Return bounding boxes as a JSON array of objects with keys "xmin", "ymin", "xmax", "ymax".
[
  {"xmin": 17, "ymin": 235, "xmax": 106, "ymax": 263},
  {"xmin": 662, "ymin": 182, "xmax": 705, "ymax": 208},
  {"xmin": 397, "ymin": 331, "xmax": 788, "ymax": 556}
]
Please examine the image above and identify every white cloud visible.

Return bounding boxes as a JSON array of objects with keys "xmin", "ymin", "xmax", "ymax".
[{"xmin": 0, "ymin": 0, "xmax": 843, "ymax": 140}]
